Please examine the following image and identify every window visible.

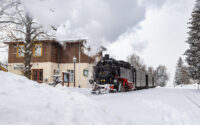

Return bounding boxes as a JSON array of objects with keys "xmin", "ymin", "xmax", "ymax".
[
  {"xmin": 32, "ymin": 69, "xmax": 43, "ymax": 83},
  {"xmin": 63, "ymin": 73, "xmax": 69, "ymax": 83},
  {"xmin": 33, "ymin": 43, "xmax": 42, "ymax": 57},
  {"xmin": 17, "ymin": 44, "xmax": 25, "ymax": 57},
  {"xmin": 67, "ymin": 70, "xmax": 74, "ymax": 82},
  {"xmin": 83, "ymin": 69, "xmax": 89, "ymax": 77}
]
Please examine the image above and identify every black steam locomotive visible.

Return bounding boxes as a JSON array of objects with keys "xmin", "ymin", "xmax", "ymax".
[{"xmin": 89, "ymin": 54, "xmax": 155, "ymax": 94}]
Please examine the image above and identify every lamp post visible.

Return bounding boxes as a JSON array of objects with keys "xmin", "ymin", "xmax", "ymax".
[{"xmin": 73, "ymin": 56, "xmax": 77, "ymax": 87}]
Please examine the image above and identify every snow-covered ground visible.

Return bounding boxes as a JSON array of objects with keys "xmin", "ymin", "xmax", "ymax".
[
  {"xmin": 1, "ymin": 71, "xmax": 200, "ymax": 125},
  {"xmin": 69, "ymin": 86, "xmax": 200, "ymax": 125},
  {"xmin": 0, "ymin": 72, "xmax": 128, "ymax": 125}
]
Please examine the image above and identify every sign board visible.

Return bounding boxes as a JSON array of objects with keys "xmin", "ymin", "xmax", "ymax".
[{"xmin": 14, "ymin": 64, "xmax": 24, "ymax": 70}]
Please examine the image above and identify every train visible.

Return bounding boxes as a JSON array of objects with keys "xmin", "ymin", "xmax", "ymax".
[{"xmin": 89, "ymin": 54, "xmax": 156, "ymax": 94}]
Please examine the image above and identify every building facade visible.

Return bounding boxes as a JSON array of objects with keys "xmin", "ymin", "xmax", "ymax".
[{"xmin": 5, "ymin": 40, "xmax": 101, "ymax": 88}]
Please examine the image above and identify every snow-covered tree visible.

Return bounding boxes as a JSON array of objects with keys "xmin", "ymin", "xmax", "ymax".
[
  {"xmin": 174, "ymin": 57, "xmax": 190, "ymax": 86},
  {"xmin": 0, "ymin": 0, "xmax": 53, "ymax": 79},
  {"xmin": 174, "ymin": 57, "xmax": 184, "ymax": 86},
  {"xmin": 127, "ymin": 53, "xmax": 146, "ymax": 71},
  {"xmin": 0, "ymin": 0, "xmax": 18, "ymax": 21},
  {"xmin": 185, "ymin": 0, "xmax": 200, "ymax": 85},
  {"xmin": 148, "ymin": 66, "xmax": 155, "ymax": 75},
  {"xmin": 155, "ymin": 65, "xmax": 169, "ymax": 87},
  {"xmin": 0, "ymin": 0, "xmax": 18, "ymax": 43}
]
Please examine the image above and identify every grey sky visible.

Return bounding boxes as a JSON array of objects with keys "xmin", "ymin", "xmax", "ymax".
[
  {"xmin": 106, "ymin": 0, "xmax": 195, "ymax": 85},
  {"xmin": 22, "ymin": 0, "xmax": 168, "ymax": 53}
]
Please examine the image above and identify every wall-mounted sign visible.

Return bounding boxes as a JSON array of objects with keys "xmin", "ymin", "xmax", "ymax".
[{"xmin": 14, "ymin": 64, "xmax": 24, "ymax": 70}]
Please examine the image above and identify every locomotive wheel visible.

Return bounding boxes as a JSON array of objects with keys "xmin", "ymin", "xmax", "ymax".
[{"xmin": 118, "ymin": 81, "xmax": 125, "ymax": 92}]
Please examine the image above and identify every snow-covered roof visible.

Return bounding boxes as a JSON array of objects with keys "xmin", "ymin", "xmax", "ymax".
[{"xmin": 4, "ymin": 39, "xmax": 87, "ymax": 44}]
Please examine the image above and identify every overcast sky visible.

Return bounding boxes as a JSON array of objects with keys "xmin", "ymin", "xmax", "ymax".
[
  {"xmin": 106, "ymin": 0, "xmax": 195, "ymax": 85},
  {"xmin": 0, "ymin": 0, "xmax": 196, "ymax": 84}
]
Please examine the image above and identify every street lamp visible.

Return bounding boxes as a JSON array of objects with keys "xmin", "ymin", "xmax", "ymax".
[{"xmin": 73, "ymin": 56, "xmax": 77, "ymax": 87}]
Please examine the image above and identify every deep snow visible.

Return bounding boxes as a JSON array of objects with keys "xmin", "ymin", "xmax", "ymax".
[
  {"xmin": 0, "ymin": 71, "xmax": 200, "ymax": 125},
  {"xmin": 69, "ymin": 86, "xmax": 200, "ymax": 125},
  {"xmin": 0, "ymin": 71, "xmax": 129, "ymax": 125}
]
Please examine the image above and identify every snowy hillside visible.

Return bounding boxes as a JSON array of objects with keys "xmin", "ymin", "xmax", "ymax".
[{"xmin": 0, "ymin": 71, "xmax": 128, "ymax": 125}]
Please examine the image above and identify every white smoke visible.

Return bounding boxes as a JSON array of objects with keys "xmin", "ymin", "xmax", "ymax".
[{"xmin": 22, "ymin": 0, "xmax": 166, "ymax": 55}]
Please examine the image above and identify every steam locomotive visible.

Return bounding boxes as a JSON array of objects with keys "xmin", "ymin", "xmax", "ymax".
[{"xmin": 89, "ymin": 54, "xmax": 156, "ymax": 94}]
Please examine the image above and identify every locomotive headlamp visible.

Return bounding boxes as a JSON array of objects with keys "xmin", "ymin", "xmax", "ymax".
[
  {"xmin": 101, "ymin": 79, "xmax": 106, "ymax": 82},
  {"xmin": 114, "ymin": 79, "xmax": 118, "ymax": 83}
]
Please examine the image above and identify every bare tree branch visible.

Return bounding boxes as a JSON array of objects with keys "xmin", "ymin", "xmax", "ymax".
[
  {"xmin": 0, "ymin": 20, "xmax": 21, "ymax": 25},
  {"xmin": 0, "ymin": 45, "xmax": 8, "ymax": 48},
  {"xmin": 0, "ymin": 0, "xmax": 54, "ymax": 79},
  {"xmin": 15, "ymin": 4, "xmax": 26, "ymax": 24},
  {"xmin": 0, "ymin": 0, "xmax": 19, "ymax": 16},
  {"xmin": 32, "ymin": 31, "xmax": 45, "ymax": 42},
  {"xmin": 11, "ymin": 27, "xmax": 26, "ymax": 34}
]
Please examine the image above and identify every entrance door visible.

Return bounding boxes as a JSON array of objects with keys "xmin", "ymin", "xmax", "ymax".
[
  {"xmin": 62, "ymin": 72, "xmax": 70, "ymax": 86},
  {"xmin": 32, "ymin": 69, "xmax": 43, "ymax": 83}
]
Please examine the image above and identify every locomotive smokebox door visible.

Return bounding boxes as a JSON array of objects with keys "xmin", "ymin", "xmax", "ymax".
[{"xmin": 89, "ymin": 79, "xmax": 94, "ymax": 84}]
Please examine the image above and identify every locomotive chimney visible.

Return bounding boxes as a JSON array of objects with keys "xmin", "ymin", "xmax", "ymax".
[{"xmin": 104, "ymin": 54, "xmax": 109, "ymax": 60}]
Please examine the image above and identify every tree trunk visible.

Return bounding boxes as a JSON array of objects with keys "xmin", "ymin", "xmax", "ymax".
[
  {"xmin": 24, "ymin": 50, "xmax": 32, "ymax": 79},
  {"xmin": 23, "ymin": 14, "xmax": 33, "ymax": 79}
]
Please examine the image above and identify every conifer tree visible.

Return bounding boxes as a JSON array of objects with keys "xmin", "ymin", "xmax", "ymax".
[
  {"xmin": 174, "ymin": 57, "xmax": 184, "ymax": 86},
  {"xmin": 185, "ymin": 0, "xmax": 200, "ymax": 86}
]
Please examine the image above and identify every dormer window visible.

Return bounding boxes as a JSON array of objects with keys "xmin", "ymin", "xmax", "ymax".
[
  {"xmin": 33, "ymin": 43, "xmax": 42, "ymax": 57},
  {"xmin": 17, "ymin": 44, "xmax": 25, "ymax": 57}
]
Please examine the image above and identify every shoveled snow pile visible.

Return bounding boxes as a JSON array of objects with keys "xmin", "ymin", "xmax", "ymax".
[{"xmin": 0, "ymin": 71, "xmax": 128, "ymax": 125}]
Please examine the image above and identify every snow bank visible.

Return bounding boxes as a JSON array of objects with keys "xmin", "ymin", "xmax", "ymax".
[
  {"xmin": 175, "ymin": 83, "xmax": 199, "ymax": 89},
  {"xmin": 0, "ymin": 71, "xmax": 127, "ymax": 125}
]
